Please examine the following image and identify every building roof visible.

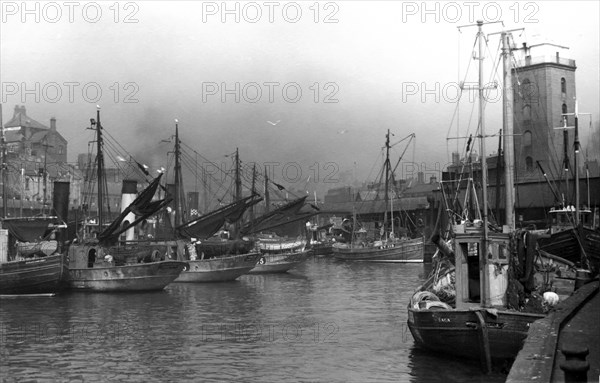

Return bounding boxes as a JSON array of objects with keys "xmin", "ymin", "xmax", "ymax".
[
  {"xmin": 321, "ymin": 196, "xmax": 430, "ymax": 215},
  {"xmin": 4, "ymin": 106, "xmax": 48, "ymax": 130}
]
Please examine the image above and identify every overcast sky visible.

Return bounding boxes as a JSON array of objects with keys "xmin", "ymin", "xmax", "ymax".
[{"xmin": 1, "ymin": 0, "xmax": 598, "ymax": 194}]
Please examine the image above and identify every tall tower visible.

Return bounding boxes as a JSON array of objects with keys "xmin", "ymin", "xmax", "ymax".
[{"xmin": 512, "ymin": 43, "xmax": 576, "ymax": 180}]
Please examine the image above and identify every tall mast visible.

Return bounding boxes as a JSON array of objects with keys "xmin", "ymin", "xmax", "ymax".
[
  {"xmin": 264, "ymin": 166, "xmax": 270, "ymax": 214},
  {"xmin": 502, "ymin": 31, "xmax": 515, "ymax": 230},
  {"xmin": 174, "ymin": 120, "xmax": 183, "ymax": 226},
  {"xmin": 383, "ymin": 130, "xmax": 390, "ymax": 235},
  {"xmin": 0, "ymin": 104, "xmax": 6, "ymax": 218},
  {"xmin": 250, "ymin": 164, "xmax": 256, "ymax": 223},
  {"xmin": 477, "ymin": 21, "xmax": 489, "ymax": 241},
  {"xmin": 233, "ymin": 148, "xmax": 242, "ymax": 236},
  {"xmin": 96, "ymin": 106, "xmax": 105, "ymax": 228},
  {"xmin": 574, "ymin": 105, "xmax": 580, "ymax": 225},
  {"xmin": 234, "ymin": 148, "xmax": 241, "ymax": 202}
]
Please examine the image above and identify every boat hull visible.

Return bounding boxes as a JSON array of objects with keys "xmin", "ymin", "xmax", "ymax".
[
  {"xmin": 407, "ymin": 308, "xmax": 544, "ymax": 360},
  {"xmin": 310, "ymin": 243, "xmax": 334, "ymax": 257},
  {"xmin": 333, "ymin": 237, "xmax": 424, "ymax": 262},
  {"xmin": 67, "ymin": 261, "xmax": 186, "ymax": 292},
  {"xmin": 250, "ymin": 250, "xmax": 311, "ymax": 274},
  {"xmin": 538, "ymin": 227, "xmax": 600, "ymax": 272},
  {"xmin": 174, "ymin": 253, "xmax": 261, "ymax": 282},
  {"xmin": 0, "ymin": 253, "xmax": 67, "ymax": 295}
]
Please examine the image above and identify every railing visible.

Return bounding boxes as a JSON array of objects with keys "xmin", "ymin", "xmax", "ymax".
[{"xmin": 517, "ymin": 55, "xmax": 576, "ymax": 67}]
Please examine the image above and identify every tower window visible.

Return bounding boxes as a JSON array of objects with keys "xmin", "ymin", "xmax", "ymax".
[
  {"xmin": 523, "ymin": 130, "xmax": 532, "ymax": 147},
  {"xmin": 525, "ymin": 156, "xmax": 533, "ymax": 172},
  {"xmin": 561, "ymin": 77, "xmax": 566, "ymax": 97}
]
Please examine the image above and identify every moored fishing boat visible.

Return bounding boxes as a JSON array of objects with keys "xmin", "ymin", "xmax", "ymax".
[
  {"xmin": 0, "ymin": 221, "xmax": 68, "ymax": 296},
  {"xmin": 250, "ymin": 233, "xmax": 311, "ymax": 273},
  {"xmin": 333, "ymin": 235, "xmax": 424, "ymax": 262},
  {"xmin": 66, "ymin": 109, "xmax": 186, "ymax": 292},
  {"xmin": 332, "ymin": 130, "xmax": 425, "ymax": 263},
  {"xmin": 0, "ymin": 102, "xmax": 68, "ymax": 296},
  {"xmin": 161, "ymin": 128, "xmax": 262, "ymax": 282},
  {"xmin": 243, "ymin": 194, "xmax": 316, "ymax": 274},
  {"xmin": 406, "ymin": 23, "xmax": 582, "ymax": 371}
]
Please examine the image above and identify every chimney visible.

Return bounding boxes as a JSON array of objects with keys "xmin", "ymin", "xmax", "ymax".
[
  {"xmin": 417, "ymin": 172, "xmax": 424, "ymax": 184},
  {"xmin": 50, "ymin": 117, "xmax": 56, "ymax": 130},
  {"xmin": 121, "ymin": 180, "xmax": 138, "ymax": 241},
  {"xmin": 452, "ymin": 152, "xmax": 460, "ymax": 165},
  {"xmin": 14, "ymin": 105, "xmax": 26, "ymax": 117}
]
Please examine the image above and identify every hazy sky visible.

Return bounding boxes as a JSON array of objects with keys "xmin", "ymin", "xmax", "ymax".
[{"xmin": 1, "ymin": 0, "xmax": 599, "ymax": 194}]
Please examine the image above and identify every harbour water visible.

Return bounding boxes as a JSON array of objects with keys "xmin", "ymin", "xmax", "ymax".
[{"xmin": 0, "ymin": 258, "xmax": 506, "ymax": 382}]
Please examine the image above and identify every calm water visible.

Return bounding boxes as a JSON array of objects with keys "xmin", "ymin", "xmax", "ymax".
[{"xmin": 0, "ymin": 258, "xmax": 506, "ymax": 382}]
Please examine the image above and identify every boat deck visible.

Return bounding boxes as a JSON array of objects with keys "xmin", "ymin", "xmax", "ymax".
[{"xmin": 507, "ymin": 280, "xmax": 599, "ymax": 382}]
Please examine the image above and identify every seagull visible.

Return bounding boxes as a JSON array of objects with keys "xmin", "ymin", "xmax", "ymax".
[
  {"xmin": 267, "ymin": 120, "xmax": 281, "ymax": 126},
  {"xmin": 337, "ymin": 129, "xmax": 349, "ymax": 134},
  {"xmin": 116, "ymin": 155, "xmax": 127, "ymax": 162}
]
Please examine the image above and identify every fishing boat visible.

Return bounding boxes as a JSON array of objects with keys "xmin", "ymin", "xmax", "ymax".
[
  {"xmin": 159, "ymin": 126, "xmax": 262, "ymax": 282},
  {"xmin": 537, "ymin": 206, "xmax": 600, "ymax": 274},
  {"xmin": 308, "ymin": 223, "xmax": 335, "ymax": 257},
  {"xmin": 0, "ymin": 103, "xmax": 68, "ymax": 296},
  {"xmin": 534, "ymin": 109, "xmax": 600, "ymax": 274},
  {"xmin": 66, "ymin": 109, "xmax": 186, "ymax": 292},
  {"xmin": 243, "ymin": 189, "xmax": 316, "ymax": 273},
  {"xmin": 251, "ymin": 232, "xmax": 311, "ymax": 274},
  {"xmin": 406, "ymin": 22, "xmax": 580, "ymax": 371},
  {"xmin": 332, "ymin": 130, "xmax": 425, "ymax": 263},
  {"xmin": 0, "ymin": 218, "xmax": 67, "ymax": 296}
]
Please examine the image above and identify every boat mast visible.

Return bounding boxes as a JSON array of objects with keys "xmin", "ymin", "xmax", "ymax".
[
  {"xmin": 250, "ymin": 164, "xmax": 256, "ymax": 224},
  {"xmin": 173, "ymin": 120, "xmax": 184, "ymax": 226},
  {"xmin": 384, "ymin": 129, "xmax": 391, "ymax": 238},
  {"xmin": 96, "ymin": 106, "xmax": 105, "ymax": 229},
  {"xmin": 233, "ymin": 148, "xmax": 242, "ymax": 236},
  {"xmin": 477, "ymin": 21, "xmax": 489, "ymax": 243},
  {"xmin": 0, "ymin": 104, "xmax": 6, "ymax": 219},
  {"xmin": 574, "ymin": 104, "xmax": 580, "ymax": 225},
  {"xmin": 264, "ymin": 166, "xmax": 270, "ymax": 214},
  {"xmin": 502, "ymin": 30, "xmax": 516, "ymax": 230}
]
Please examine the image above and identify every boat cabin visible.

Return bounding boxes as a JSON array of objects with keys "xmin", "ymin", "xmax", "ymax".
[
  {"xmin": 548, "ymin": 206, "xmax": 595, "ymax": 234},
  {"xmin": 453, "ymin": 223, "xmax": 511, "ymax": 309}
]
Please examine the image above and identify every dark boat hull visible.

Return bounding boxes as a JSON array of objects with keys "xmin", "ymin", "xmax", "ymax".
[
  {"xmin": 538, "ymin": 227, "xmax": 600, "ymax": 272},
  {"xmin": 0, "ymin": 254, "xmax": 67, "ymax": 295},
  {"xmin": 310, "ymin": 243, "xmax": 334, "ymax": 257},
  {"xmin": 67, "ymin": 261, "xmax": 185, "ymax": 292},
  {"xmin": 333, "ymin": 237, "xmax": 424, "ymax": 262},
  {"xmin": 407, "ymin": 308, "xmax": 544, "ymax": 360},
  {"xmin": 175, "ymin": 253, "xmax": 261, "ymax": 282},
  {"xmin": 249, "ymin": 250, "xmax": 311, "ymax": 274}
]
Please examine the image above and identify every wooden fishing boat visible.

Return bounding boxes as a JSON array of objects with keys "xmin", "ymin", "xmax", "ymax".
[
  {"xmin": 537, "ymin": 207, "xmax": 600, "ymax": 273},
  {"xmin": 251, "ymin": 238, "xmax": 311, "ymax": 274},
  {"xmin": 175, "ymin": 251, "xmax": 261, "ymax": 282},
  {"xmin": 333, "ymin": 236, "xmax": 424, "ymax": 262},
  {"xmin": 406, "ymin": 24, "xmax": 579, "ymax": 371},
  {"xmin": 66, "ymin": 109, "xmax": 186, "ymax": 292},
  {"xmin": 160, "ymin": 129, "xmax": 264, "ymax": 282},
  {"xmin": 332, "ymin": 130, "xmax": 424, "ymax": 263},
  {"xmin": 0, "ymin": 217, "xmax": 68, "ymax": 296},
  {"xmin": 67, "ymin": 243, "xmax": 184, "ymax": 291}
]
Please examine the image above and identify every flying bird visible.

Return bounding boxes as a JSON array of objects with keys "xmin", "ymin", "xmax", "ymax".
[
  {"xmin": 337, "ymin": 129, "xmax": 349, "ymax": 134},
  {"xmin": 267, "ymin": 120, "xmax": 281, "ymax": 126}
]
